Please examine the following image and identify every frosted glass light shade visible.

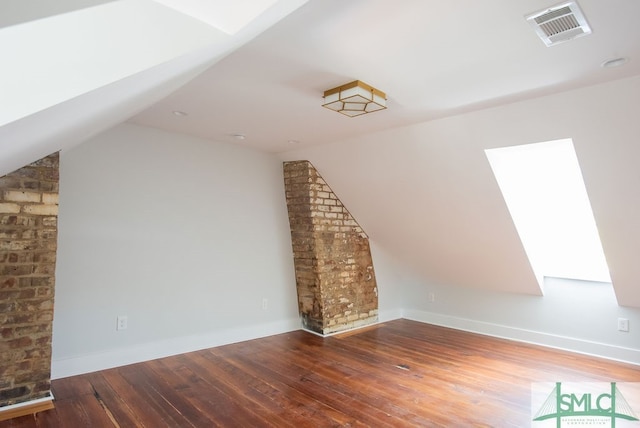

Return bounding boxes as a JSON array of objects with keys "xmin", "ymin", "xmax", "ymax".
[{"xmin": 322, "ymin": 80, "xmax": 386, "ymax": 117}]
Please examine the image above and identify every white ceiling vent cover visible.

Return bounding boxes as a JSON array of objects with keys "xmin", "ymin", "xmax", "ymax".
[{"xmin": 526, "ymin": 1, "xmax": 592, "ymax": 47}]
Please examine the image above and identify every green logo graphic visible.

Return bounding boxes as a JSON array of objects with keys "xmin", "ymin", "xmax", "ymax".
[{"xmin": 533, "ymin": 382, "xmax": 639, "ymax": 427}]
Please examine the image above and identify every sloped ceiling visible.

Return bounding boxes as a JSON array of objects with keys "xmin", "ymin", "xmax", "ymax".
[
  {"xmin": 280, "ymin": 75, "xmax": 640, "ymax": 308},
  {"xmin": 0, "ymin": 0, "xmax": 308, "ymax": 176},
  {"xmin": 2, "ymin": 1, "xmax": 640, "ymax": 307},
  {"xmin": 130, "ymin": 0, "xmax": 640, "ymax": 152}
]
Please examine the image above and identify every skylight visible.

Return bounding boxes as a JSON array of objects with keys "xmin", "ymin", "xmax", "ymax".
[{"xmin": 485, "ymin": 139, "xmax": 611, "ymax": 285}]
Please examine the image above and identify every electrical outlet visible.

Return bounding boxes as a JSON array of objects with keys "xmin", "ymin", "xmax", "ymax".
[
  {"xmin": 262, "ymin": 298, "xmax": 268, "ymax": 311},
  {"xmin": 428, "ymin": 292, "xmax": 436, "ymax": 303},
  {"xmin": 116, "ymin": 315, "xmax": 128, "ymax": 331},
  {"xmin": 617, "ymin": 318, "xmax": 629, "ymax": 332}
]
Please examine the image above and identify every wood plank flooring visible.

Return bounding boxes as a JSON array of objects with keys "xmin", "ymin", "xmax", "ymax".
[{"xmin": 2, "ymin": 319, "xmax": 639, "ymax": 427}]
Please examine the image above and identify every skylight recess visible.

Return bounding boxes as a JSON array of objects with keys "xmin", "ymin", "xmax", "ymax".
[{"xmin": 485, "ymin": 139, "xmax": 610, "ymax": 284}]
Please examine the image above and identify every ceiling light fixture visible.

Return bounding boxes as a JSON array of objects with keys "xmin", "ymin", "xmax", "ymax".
[{"xmin": 322, "ymin": 80, "xmax": 386, "ymax": 117}]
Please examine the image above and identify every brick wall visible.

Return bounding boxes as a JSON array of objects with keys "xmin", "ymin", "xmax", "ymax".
[
  {"xmin": 283, "ymin": 161, "xmax": 377, "ymax": 335},
  {"xmin": 0, "ymin": 153, "xmax": 58, "ymax": 407}
]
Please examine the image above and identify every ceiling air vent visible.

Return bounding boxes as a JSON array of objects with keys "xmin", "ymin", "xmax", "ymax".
[{"xmin": 526, "ymin": 1, "xmax": 591, "ymax": 47}]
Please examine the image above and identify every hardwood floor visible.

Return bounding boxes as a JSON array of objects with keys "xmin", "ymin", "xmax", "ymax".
[{"xmin": 2, "ymin": 319, "xmax": 639, "ymax": 427}]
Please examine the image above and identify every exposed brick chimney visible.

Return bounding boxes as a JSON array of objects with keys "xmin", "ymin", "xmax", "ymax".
[
  {"xmin": 0, "ymin": 153, "xmax": 58, "ymax": 412},
  {"xmin": 283, "ymin": 161, "xmax": 377, "ymax": 335}
]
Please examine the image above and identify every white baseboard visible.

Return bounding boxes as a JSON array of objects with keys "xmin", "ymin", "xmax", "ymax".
[
  {"xmin": 52, "ymin": 311, "xmax": 404, "ymax": 379},
  {"xmin": 300, "ymin": 309, "xmax": 403, "ymax": 337},
  {"xmin": 0, "ymin": 393, "xmax": 54, "ymax": 421},
  {"xmin": 403, "ymin": 309, "xmax": 640, "ymax": 366},
  {"xmin": 54, "ymin": 309, "xmax": 636, "ymax": 379},
  {"xmin": 51, "ymin": 317, "xmax": 302, "ymax": 379}
]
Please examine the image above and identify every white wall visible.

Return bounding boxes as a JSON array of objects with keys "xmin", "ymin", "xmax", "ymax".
[
  {"xmin": 51, "ymin": 76, "xmax": 640, "ymax": 378},
  {"xmin": 281, "ymin": 75, "xmax": 640, "ymax": 364},
  {"xmin": 52, "ymin": 123, "xmax": 301, "ymax": 378},
  {"xmin": 281, "ymin": 75, "xmax": 640, "ymax": 308},
  {"xmin": 369, "ymin": 240, "xmax": 405, "ymax": 322},
  {"xmin": 403, "ymin": 276, "xmax": 640, "ymax": 364}
]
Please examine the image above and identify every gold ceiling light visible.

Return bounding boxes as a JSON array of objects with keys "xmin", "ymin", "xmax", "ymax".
[{"xmin": 322, "ymin": 80, "xmax": 386, "ymax": 117}]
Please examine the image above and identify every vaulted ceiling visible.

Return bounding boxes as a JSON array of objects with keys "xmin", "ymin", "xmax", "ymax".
[{"xmin": 2, "ymin": 0, "xmax": 640, "ymax": 307}]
